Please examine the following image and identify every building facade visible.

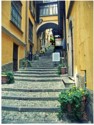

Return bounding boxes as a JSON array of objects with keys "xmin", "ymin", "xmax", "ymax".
[
  {"xmin": 65, "ymin": 1, "xmax": 93, "ymax": 122},
  {"xmin": 66, "ymin": 1, "xmax": 93, "ymax": 90},
  {"xmin": 2, "ymin": 1, "xmax": 37, "ymax": 71}
]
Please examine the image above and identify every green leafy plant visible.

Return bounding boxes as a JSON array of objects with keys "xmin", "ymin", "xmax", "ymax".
[
  {"xmin": 21, "ymin": 59, "xmax": 32, "ymax": 68},
  {"xmin": 33, "ymin": 54, "xmax": 39, "ymax": 60},
  {"xmin": 57, "ymin": 63, "xmax": 66, "ymax": 75},
  {"xmin": 50, "ymin": 37, "xmax": 55, "ymax": 44},
  {"xmin": 58, "ymin": 86, "xmax": 90, "ymax": 122},
  {"xmin": 6, "ymin": 72, "xmax": 14, "ymax": 84}
]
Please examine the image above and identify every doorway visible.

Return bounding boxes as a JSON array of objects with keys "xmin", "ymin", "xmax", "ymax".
[
  {"xmin": 13, "ymin": 43, "xmax": 18, "ymax": 71},
  {"xmin": 29, "ymin": 45, "xmax": 32, "ymax": 60}
]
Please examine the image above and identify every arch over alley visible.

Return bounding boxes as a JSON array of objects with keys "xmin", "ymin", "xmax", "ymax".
[{"xmin": 37, "ymin": 22, "xmax": 59, "ymax": 35}]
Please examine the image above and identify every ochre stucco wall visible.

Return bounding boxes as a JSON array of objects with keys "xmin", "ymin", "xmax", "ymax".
[
  {"xmin": 40, "ymin": 16, "xmax": 58, "ymax": 22},
  {"xmin": 2, "ymin": 1, "xmax": 26, "ymax": 43},
  {"xmin": 2, "ymin": 1, "xmax": 26, "ymax": 70},
  {"xmin": 2, "ymin": 32, "xmax": 13, "ymax": 65},
  {"xmin": 27, "ymin": 1, "xmax": 37, "ymax": 54},
  {"xmin": 66, "ymin": 1, "xmax": 93, "ymax": 90}
]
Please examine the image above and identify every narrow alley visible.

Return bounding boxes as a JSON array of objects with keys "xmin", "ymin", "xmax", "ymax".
[{"xmin": 1, "ymin": 0, "xmax": 93, "ymax": 124}]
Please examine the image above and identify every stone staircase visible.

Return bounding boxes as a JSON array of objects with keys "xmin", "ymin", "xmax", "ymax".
[{"xmin": 2, "ymin": 46, "xmax": 70, "ymax": 123}]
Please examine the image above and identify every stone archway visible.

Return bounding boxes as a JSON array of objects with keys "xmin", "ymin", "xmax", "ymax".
[{"xmin": 37, "ymin": 22, "xmax": 59, "ymax": 35}]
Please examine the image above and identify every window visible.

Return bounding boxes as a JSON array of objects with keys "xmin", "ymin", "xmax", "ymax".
[
  {"xmin": 29, "ymin": 20, "xmax": 33, "ymax": 42},
  {"xmin": 43, "ymin": 0, "xmax": 57, "ymax": 3},
  {"xmin": 11, "ymin": 1, "xmax": 22, "ymax": 29},
  {"xmin": 39, "ymin": 4, "xmax": 58, "ymax": 16},
  {"xmin": 29, "ymin": 1, "xmax": 35, "ymax": 18}
]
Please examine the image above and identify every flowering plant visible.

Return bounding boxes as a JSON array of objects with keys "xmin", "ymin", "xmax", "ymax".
[{"xmin": 58, "ymin": 86, "xmax": 90, "ymax": 122}]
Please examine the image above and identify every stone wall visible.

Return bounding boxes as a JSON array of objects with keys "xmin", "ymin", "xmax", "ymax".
[
  {"xmin": 2, "ymin": 62, "xmax": 13, "ymax": 72},
  {"xmin": 75, "ymin": 74, "xmax": 93, "ymax": 123},
  {"xmin": 86, "ymin": 90, "xmax": 93, "ymax": 123}
]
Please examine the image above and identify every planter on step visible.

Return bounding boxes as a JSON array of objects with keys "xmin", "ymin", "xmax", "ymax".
[
  {"xmin": 2, "ymin": 75, "xmax": 8, "ymax": 84},
  {"xmin": 61, "ymin": 67, "xmax": 67, "ymax": 74}
]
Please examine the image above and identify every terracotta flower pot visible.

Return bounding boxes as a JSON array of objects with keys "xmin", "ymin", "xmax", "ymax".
[
  {"xmin": 67, "ymin": 104, "xmax": 72, "ymax": 112},
  {"xmin": 61, "ymin": 67, "xmax": 66, "ymax": 74},
  {"xmin": 2, "ymin": 75, "xmax": 8, "ymax": 84}
]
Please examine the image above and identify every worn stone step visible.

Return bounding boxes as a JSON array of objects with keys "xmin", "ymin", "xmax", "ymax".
[
  {"xmin": 2, "ymin": 88, "xmax": 64, "ymax": 92},
  {"xmin": 19, "ymin": 68, "xmax": 57, "ymax": 71},
  {"xmin": 2, "ymin": 97, "xmax": 60, "ymax": 109},
  {"xmin": 2, "ymin": 111, "xmax": 64, "ymax": 123},
  {"xmin": 14, "ymin": 77, "xmax": 62, "ymax": 82},
  {"xmin": 14, "ymin": 76, "xmax": 61, "ymax": 80},
  {"xmin": 16, "ymin": 70, "xmax": 57, "ymax": 74},
  {"xmin": 2, "ymin": 106, "xmax": 59, "ymax": 112},
  {"xmin": 2, "ymin": 81, "xmax": 65, "ymax": 89},
  {"xmin": 30, "ymin": 64, "xmax": 55, "ymax": 67},
  {"xmin": 21, "ymin": 67, "xmax": 55, "ymax": 69},
  {"xmin": 14, "ymin": 74, "xmax": 59, "ymax": 77},
  {"xmin": 2, "ymin": 90, "xmax": 62, "ymax": 97},
  {"xmin": 2, "ymin": 96, "xmax": 59, "ymax": 101}
]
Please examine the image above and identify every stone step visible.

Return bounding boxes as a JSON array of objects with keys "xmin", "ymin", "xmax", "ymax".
[
  {"xmin": 15, "ymin": 71, "xmax": 57, "ymax": 74},
  {"xmin": 21, "ymin": 67, "xmax": 56, "ymax": 69},
  {"xmin": 14, "ymin": 76, "xmax": 61, "ymax": 80},
  {"xmin": 14, "ymin": 74, "xmax": 59, "ymax": 77},
  {"xmin": 2, "ymin": 88, "xmax": 64, "ymax": 92},
  {"xmin": 2, "ymin": 96, "xmax": 59, "ymax": 101},
  {"xmin": 29, "ymin": 66, "xmax": 55, "ymax": 69},
  {"xmin": 14, "ymin": 77, "xmax": 62, "ymax": 82},
  {"xmin": 19, "ymin": 68, "xmax": 57, "ymax": 71},
  {"xmin": 31, "ymin": 64, "xmax": 53, "ymax": 66},
  {"xmin": 2, "ymin": 91, "xmax": 61, "ymax": 98},
  {"xmin": 2, "ymin": 111, "xmax": 64, "ymax": 123},
  {"xmin": 2, "ymin": 81, "xmax": 65, "ymax": 90},
  {"xmin": 2, "ymin": 106, "xmax": 59, "ymax": 112}
]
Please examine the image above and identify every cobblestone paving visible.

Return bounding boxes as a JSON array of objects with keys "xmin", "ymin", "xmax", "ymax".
[
  {"xmin": 2, "ymin": 81, "xmax": 65, "ymax": 89},
  {"xmin": 2, "ymin": 46, "xmax": 70, "ymax": 123},
  {"xmin": 2, "ymin": 111, "xmax": 70, "ymax": 123}
]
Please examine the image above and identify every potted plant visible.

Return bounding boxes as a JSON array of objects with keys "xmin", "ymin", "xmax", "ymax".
[
  {"xmin": 61, "ymin": 62, "xmax": 67, "ymax": 74},
  {"xmin": 2, "ymin": 72, "xmax": 14, "ymax": 84},
  {"xmin": 58, "ymin": 86, "xmax": 90, "ymax": 122},
  {"xmin": 21, "ymin": 59, "xmax": 32, "ymax": 68},
  {"xmin": 6, "ymin": 72, "xmax": 14, "ymax": 84},
  {"xmin": 57, "ymin": 63, "xmax": 67, "ymax": 75},
  {"xmin": 2, "ymin": 72, "xmax": 8, "ymax": 84}
]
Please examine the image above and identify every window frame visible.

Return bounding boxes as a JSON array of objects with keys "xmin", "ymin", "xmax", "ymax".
[
  {"xmin": 39, "ymin": 3, "xmax": 58, "ymax": 16},
  {"xmin": 29, "ymin": 19, "xmax": 33, "ymax": 42},
  {"xmin": 11, "ymin": 1, "xmax": 22, "ymax": 29}
]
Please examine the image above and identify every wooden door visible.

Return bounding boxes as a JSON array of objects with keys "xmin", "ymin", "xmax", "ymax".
[{"xmin": 13, "ymin": 43, "xmax": 18, "ymax": 71}]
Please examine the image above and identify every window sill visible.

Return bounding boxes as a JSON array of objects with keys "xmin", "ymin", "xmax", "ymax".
[
  {"xmin": 40, "ymin": 14, "xmax": 58, "ymax": 17},
  {"xmin": 10, "ymin": 20, "xmax": 23, "ymax": 34}
]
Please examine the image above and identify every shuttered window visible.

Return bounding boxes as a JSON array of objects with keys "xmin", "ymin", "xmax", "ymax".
[
  {"xmin": 29, "ymin": 20, "xmax": 33, "ymax": 42},
  {"xmin": 11, "ymin": 1, "xmax": 22, "ymax": 29}
]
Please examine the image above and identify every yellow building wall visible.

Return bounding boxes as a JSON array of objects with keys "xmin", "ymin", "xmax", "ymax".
[
  {"xmin": 2, "ymin": 1, "xmax": 26, "ymax": 43},
  {"xmin": 27, "ymin": 1, "xmax": 37, "ymax": 55},
  {"xmin": 2, "ymin": 32, "xmax": 13, "ymax": 64},
  {"xmin": 18, "ymin": 46, "xmax": 25, "ymax": 60},
  {"xmin": 66, "ymin": 1, "xmax": 93, "ymax": 90},
  {"xmin": 40, "ymin": 16, "xmax": 58, "ymax": 22},
  {"xmin": 33, "ymin": 24, "xmax": 37, "ymax": 54},
  {"xmin": 2, "ymin": 1, "xmax": 26, "ymax": 70}
]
